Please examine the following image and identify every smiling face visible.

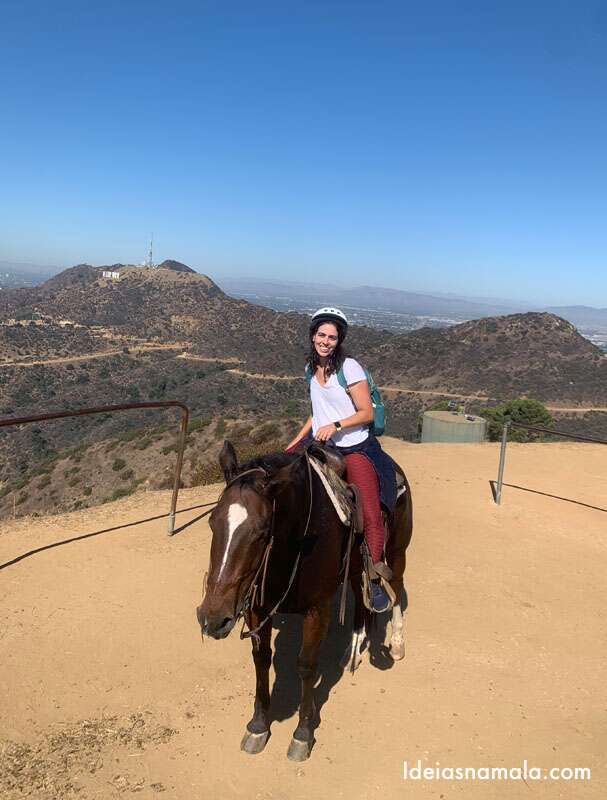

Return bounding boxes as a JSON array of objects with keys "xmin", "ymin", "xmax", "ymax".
[{"xmin": 312, "ymin": 322, "xmax": 339, "ymax": 360}]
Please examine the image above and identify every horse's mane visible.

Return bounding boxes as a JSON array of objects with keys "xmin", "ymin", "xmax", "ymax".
[{"xmin": 237, "ymin": 450, "xmax": 301, "ymax": 486}]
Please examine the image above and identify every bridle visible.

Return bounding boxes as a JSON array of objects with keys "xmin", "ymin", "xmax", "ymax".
[
  {"xmin": 205, "ymin": 452, "xmax": 315, "ymax": 646},
  {"xmin": 237, "ymin": 451, "xmax": 314, "ymax": 645},
  {"xmin": 202, "ymin": 448, "xmax": 354, "ymax": 644}
]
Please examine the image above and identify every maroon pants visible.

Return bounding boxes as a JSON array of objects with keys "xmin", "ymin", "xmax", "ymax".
[{"xmin": 344, "ymin": 453, "xmax": 384, "ymax": 564}]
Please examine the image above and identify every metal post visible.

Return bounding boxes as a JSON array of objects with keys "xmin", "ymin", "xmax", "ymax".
[
  {"xmin": 168, "ymin": 405, "xmax": 189, "ymax": 535},
  {"xmin": 495, "ymin": 419, "xmax": 510, "ymax": 505}
]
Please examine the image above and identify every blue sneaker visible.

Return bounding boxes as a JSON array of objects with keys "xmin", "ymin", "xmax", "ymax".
[{"xmin": 370, "ymin": 580, "xmax": 391, "ymax": 613}]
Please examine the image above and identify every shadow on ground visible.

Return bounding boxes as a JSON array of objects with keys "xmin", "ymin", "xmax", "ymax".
[
  {"xmin": 489, "ymin": 480, "xmax": 606, "ymax": 512},
  {"xmin": 266, "ymin": 588, "xmax": 397, "ymax": 745},
  {"xmin": 0, "ymin": 502, "xmax": 216, "ymax": 571}
]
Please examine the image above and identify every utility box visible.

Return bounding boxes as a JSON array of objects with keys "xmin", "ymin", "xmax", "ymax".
[{"xmin": 421, "ymin": 410, "xmax": 487, "ymax": 443}]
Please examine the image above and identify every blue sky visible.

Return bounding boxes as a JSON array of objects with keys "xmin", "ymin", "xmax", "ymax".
[{"xmin": 1, "ymin": 1, "xmax": 606, "ymax": 305}]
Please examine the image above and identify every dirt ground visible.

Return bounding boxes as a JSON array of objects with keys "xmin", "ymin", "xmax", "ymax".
[{"xmin": 1, "ymin": 439, "xmax": 605, "ymax": 800}]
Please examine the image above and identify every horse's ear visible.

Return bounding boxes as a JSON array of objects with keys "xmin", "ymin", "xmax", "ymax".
[{"xmin": 219, "ymin": 440, "xmax": 239, "ymax": 484}]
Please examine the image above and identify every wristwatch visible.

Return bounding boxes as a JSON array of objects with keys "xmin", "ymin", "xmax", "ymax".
[{"xmin": 334, "ymin": 420, "xmax": 342, "ymax": 431}]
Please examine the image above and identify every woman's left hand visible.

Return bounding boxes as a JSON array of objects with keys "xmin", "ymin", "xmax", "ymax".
[{"xmin": 314, "ymin": 423, "xmax": 337, "ymax": 442}]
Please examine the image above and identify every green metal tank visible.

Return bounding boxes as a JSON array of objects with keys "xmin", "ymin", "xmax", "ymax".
[{"xmin": 421, "ymin": 410, "xmax": 487, "ymax": 443}]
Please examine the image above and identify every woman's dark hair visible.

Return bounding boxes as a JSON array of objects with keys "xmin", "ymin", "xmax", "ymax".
[{"xmin": 306, "ymin": 319, "xmax": 347, "ymax": 379}]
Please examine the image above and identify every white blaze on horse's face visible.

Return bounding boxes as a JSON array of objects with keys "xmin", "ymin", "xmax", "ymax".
[{"xmin": 217, "ymin": 502, "xmax": 249, "ymax": 580}]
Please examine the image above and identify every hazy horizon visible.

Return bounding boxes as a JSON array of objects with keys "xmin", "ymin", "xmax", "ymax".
[{"xmin": 2, "ymin": 257, "xmax": 605, "ymax": 311}]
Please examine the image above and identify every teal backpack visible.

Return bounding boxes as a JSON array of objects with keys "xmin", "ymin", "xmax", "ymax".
[{"xmin": 305, "ymin": 363, "xmax": 385, "ymax": 437}]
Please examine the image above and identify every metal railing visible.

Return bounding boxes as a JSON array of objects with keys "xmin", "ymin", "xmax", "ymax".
[
  {"xmin": 0, "ymin": 401, "xmax": 189, "ymax": 534},
  {"xmin": 494, "ymin": 419, "xmax": 607, "ymax": 504}
]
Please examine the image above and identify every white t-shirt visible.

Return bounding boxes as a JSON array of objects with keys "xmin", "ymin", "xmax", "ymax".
[{"xmin": 309, "ymin": 357, "xmax": 369, "ymax": 447}]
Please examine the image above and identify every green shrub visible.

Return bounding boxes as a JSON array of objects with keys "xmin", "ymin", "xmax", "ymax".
[
  {"xmin": 112, "ymin": 458, "xmax": 126, "ymax": 472},
  {"xmin": 120, "ymin": 468, "xmax": 134, "ymax": 481},
  {"xmin": 480, "ymin": 399, "xmax": 554, "ymax": 442},
  {"xmin": 83, "ymin": 486, "xmax": 93, "ymax": 496},
  {"xmin": 103, "ymin": 486, "xmax": 134, "ymax": 503}
]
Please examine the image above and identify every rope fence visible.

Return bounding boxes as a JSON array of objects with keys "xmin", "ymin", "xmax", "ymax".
[{"xmin": 494, "ymin": 419, "xmax": 607, "ymax": 505}]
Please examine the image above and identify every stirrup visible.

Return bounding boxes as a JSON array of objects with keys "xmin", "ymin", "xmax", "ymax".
[{"xmin": 362, "ymin": 570, "xmax": 396, "ymax": 614}]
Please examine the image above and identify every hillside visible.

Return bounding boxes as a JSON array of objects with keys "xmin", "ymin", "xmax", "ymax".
[
  {"xmin": 0, "ymin": 415, "xmax": 300, "ymax": 520},
  {"xmin": 363, "ymin": 313, "xmax": 607, "ymax": 402},
  {"xmin": 1, "ymin": 261, "xmax": 606, "ymax": 518},
  {"xmin": 0, "ymin": 263, "xmax": 315, "ymax": 373}
]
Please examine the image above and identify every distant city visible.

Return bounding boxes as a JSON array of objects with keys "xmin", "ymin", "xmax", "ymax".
[
  {"xmin": 222, "ymin": 283, "xmax": 607, "ymax": 353},
  {"xmin": 224, "ymin": 289, "xmax": 458, "ymax": 332}
]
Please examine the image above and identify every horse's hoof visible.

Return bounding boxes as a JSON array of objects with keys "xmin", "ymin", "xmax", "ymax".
[
  {"xmin": 340, "ymin": 630, "xmax": 367, "ymax": 672},
  {"xmin": 240, "ymin": 729, "xmax": 270, "ymax": 754},
  {"xmin": 287, "ymin": 736, "xmax": 312, "ymax": 762},
  {"xmin": 390, "ymin": 637, "xmax": 405, "ymax": 661},
  {"xmin": 340, "ymin": 650, "xmax": 362, "ymax": 672}
]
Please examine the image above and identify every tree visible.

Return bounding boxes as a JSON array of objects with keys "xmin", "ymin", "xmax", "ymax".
[{"xmin": 480, "ymin": 399, "xmax": 554, "ymax": 442}]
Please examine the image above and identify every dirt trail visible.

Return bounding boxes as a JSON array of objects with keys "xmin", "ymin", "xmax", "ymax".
[
  {"xmin": 177, "ymin": 354, "xmax": 243, "ymax": 364},
  {"xmin": 1, "ymin": 440, "xmax": 605, "ymax": 799},
  {"xmin": 226, "ymin": 367, "xmax": 301, "ymax": 380},
  {"xmin": 0, "ymin": 344, "xmax": 187, "ymax": 368},
  {"xmin": 223, "ymin": 369, "xmax": 607, "ymax": 413}
]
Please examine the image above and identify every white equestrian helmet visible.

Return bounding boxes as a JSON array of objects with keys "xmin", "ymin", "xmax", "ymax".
[{"xmin": 310, "ymin": 307, "xmax": 349, "ymax": 338}]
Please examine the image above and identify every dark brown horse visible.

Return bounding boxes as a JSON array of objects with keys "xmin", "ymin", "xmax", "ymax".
[{"xmin": 196, "ymin": 440, "xmax": 412, "ymax": 761}]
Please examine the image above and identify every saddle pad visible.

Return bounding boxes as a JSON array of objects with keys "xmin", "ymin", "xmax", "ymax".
[{"xmin": 308, "ymin": 455, "xmax": 352, "ymax": 526}]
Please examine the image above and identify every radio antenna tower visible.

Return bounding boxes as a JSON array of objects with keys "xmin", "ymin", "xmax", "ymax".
[{"xmin": 146, "ymin": 234, "xmax": 155, "ymax": 268}]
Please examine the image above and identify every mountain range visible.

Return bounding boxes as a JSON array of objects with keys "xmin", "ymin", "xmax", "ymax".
[
  {"xmin": 218, "ymin": 276, "xmax": 607, "ymax": 329},
  {"xmin": 4, "ymin": 262, "xmax": 606, "ymax": 328}
]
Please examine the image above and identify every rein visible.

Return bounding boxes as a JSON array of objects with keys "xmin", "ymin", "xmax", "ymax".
[{"xmin": 238, "ymin": 451, "xmax": 315, "ymax": 645}]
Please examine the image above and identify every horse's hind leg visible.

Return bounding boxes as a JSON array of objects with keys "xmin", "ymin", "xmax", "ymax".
[
  {"xmin": 287, "ymin": 601, "xmax": 330, "ymax": 762},
  {"xmin": 387, "ymin": 486, "xmax": 412, "ymax": 662},
  {"xmin": 389, "ymin": 583, "xmax": 408, "ymax": 661},
  {"xmin": 241, "ymin": 616, "xmax": 272, "ymax": 755}
]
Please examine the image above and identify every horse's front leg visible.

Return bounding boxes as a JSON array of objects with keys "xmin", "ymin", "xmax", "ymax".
[
  {"xmin": 287, "ymin": 601, "xmax": 330, "ymax": 761},
  {"xmin": 241, "ymin": 614, "xmax": 272, "ymax": 754},
  {"xmin": 340, "ymin": 574, "xmax": 368, "ymax": 672}
]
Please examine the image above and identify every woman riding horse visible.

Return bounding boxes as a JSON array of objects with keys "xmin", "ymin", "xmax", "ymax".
[
  {"xmin": 286, "ymin": 306, "xmax": 397, "ymax": 612},
  {"xmin": 196, "ymin": 308, "xmax": 412, "ymax": 761}
]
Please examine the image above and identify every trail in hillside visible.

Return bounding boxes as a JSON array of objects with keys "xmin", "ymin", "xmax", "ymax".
[
  {"xmin": 176, "ymin": 353, "xmax": 243, "ymax": 364},
  {"xmin": 223, "ymin": 369, "xmax": 607, "ymax": 412},
  {"xmin": 0, "ymin": 343, "xmax": 188, "ymax": 368},
  {"xmin": 2, "ymin": 353, "xmax": 606, "ymax": 413},
  {"xmin": 225, "ymin": 368, "xmax": 300, "ymax": 381}
]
